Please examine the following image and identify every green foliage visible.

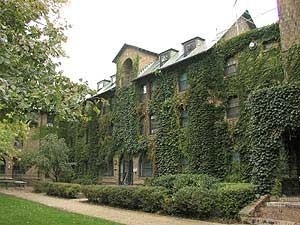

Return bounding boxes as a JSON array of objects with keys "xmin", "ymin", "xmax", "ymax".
[
  {"xmin": 150, "ymin": 173, "xmax": 219, "ymax": 193},
  {"xmin": 82, "ymin": 185, "xmax": 168, "ymax": 212},
  {"xmin": 246, "ymin": 84, "xmax": 300, "ymax": 193},
  {"xmin": 32, "ymin": 181, "xmax": 50, "ymax": 193},
  {"xmin": 33, "ymin": 134, "xmax": 72, "ymax": 182},
  {"xmin": 164, "ymin": 187, "xmax": 215, "ymax": 218},
  {"xmin": 215, "ymin": 183, "xmax": 256, "ymax": 219},
  {"xmin": 46, "ymin": 182, "xmax": 81, "ymax": 198}
]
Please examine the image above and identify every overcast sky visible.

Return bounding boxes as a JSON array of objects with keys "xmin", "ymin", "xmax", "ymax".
[{"xmin": 60, "ymin": 0, "xmax": 279, "ymax": 89}]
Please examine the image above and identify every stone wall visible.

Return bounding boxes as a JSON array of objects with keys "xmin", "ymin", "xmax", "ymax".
[{"xmin": 278, "ymin": 0, "xmax": 300, "ymax": 51}]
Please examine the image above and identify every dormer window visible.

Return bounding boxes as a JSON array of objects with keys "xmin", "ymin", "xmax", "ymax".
[
  {"xmin": 159, "ymin": 49, "xmax": 178, "ymax": 66},
  {"xmin": 182, "ymin": 37, "xmax": 205, "ymax": 57},
  {"xmin": 111, "ymin": 75, "xmax": 116, "ymax": 84},
  {"xmin": 224, "ymin": 57, "xmax": 237, "ymax": 76},
  {"xmin": 97, "ymin": 79, "xmax": 110, "ymax": 91}
]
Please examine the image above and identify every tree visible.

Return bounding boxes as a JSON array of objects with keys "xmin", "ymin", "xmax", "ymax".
[
  {"xmin": 0, "ymin": 0, "xmax": 93, "ymax": 158},
  {"xmin": 34, "ymin": 133, "xmax": 71, "ymax": 182}
]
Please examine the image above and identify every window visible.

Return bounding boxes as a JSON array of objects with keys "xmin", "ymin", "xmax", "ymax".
[
  {"xmin": 150, "ymin": 81, "xmax": 156, "ymax": 99},
  {"xmin": 150, "ymin": 114, "xmax": 158, "ymax": 134},
  {"xmin": 263, "ymin": 40, "xmax": 278, "ymax": 50},
  {"xmin": 103, "ymin": 158, "xmax": 114, "ymax": 176},
  {"xmin": 180, "ymin": 108, "xmax": 188, "ymax": 128},
  {"xmin": 139, "ymin": 117, "xmax": 145, "ymax": 135},
  {"xmin": 224, "ymin": 57, "xmax": 237, "ymax": 76},
  {"xmin": 140, "ymin": 84, "xmax": 147, "ymax": 102},
  {"xmin": 108, "ymin": 123, "xmax": 113, "ymax": 136},
  {"xmin": 47, "ymin": 114, "xmax": 54, "ymax": 127},
  {"xmin": 183, "ymin": 41, "xmax": 196, "ymax": 56},
  {"xmin": 139, "ymin": 155, "xmax": 152, "ymax": 177},
  {"xmin": 122, "ymin": 58, "xmax": 133, "ymax": 87},
  {"xmin": 178, "ymin": 73, "xmax": 188, "ymax": 92},
  {"xmin": 226, "ymin": 97, "xmax": 240, "ymax": 119},
  {"xmin": 0, "ymin": 157, "xmax": 5, "ymax": 175}
]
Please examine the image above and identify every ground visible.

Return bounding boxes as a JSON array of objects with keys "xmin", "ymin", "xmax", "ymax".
[
  {"xmin": 0, "ymin": 193, "xmax": 121, "ymax": 225},
  {"xmin": 0, "ymin": 188, "xmax": 243, "ymax": 225}
]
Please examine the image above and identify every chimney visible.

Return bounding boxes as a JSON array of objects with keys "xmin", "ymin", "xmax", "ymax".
[
  {"xmin": 159, "ymin": 48, "xmax": 178, "ymax": 66},
  {"xmin": 97, "ymin": 79, "xmax": 110, "ymax": 91},
  {"xmin": 182, "ymin": 37, "xmax": 206, "ymax": 56}
]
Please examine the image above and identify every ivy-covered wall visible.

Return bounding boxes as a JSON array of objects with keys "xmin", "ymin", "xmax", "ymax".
[{"xmin": 59, "ymin": 23, "xmax": 300, "ymax": 193}]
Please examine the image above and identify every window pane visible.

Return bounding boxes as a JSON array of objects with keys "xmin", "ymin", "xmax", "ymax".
[
  {"xmin": 150, "ymin": 115, "xmax": 158, "ymax": 134},
  {"xmin": 140, "ymin": 157, "xmax": 152, "ymax": 177},
  {"xmin": 179, "ymin": 74, "xmax": 188, "ymax": 92},
  {"xmin": 227, "ymin": 98, "xmax": 240, "ymax": 119},
  {"xmin": 180, "ymin": 110, "xmax": 188, "ymax": 128}
]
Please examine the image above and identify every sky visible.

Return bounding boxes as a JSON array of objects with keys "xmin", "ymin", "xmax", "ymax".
[{"xmin": 60, "ymin": 0, "xmax": 279, "ymax": 89}]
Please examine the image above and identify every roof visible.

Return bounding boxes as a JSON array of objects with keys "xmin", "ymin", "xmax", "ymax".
[
  {"xmin": 134, "ymin": 41, "xmax": 209, "ymax": 81},
  {"xmin": 133, "ymin": 10, "xmax": 256, "ymax": 81},
  {"xmin": 86, "ymin": 82, "xmax": 116, "ymax": 101},
  {"xmin": 112, "ymin": 44, "xmax": 158, "ymax": 63},
  {"xmin": 182, "ymin": 36, "xmax": 205, "ymax": 45}
]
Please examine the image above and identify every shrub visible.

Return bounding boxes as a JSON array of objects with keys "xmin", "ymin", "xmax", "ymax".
[
  {"xmin": 215, "ymin": 183, "xmax": 256, "ymax": 219},
  {"xmin": 164, "ymin": 187, "xmax": 215, "ymax": 218},
  {"xmin": 32, "ymin": 181, "xmax": 49, "ymax": 193},
  {"xmin": 82, "ymin": 185, "xmax": 168, "ymax": 212},
  {"xmin": 46, "ymin": 182, "xmax": 81, "ymax": 198},
  {"xmin": 150, "ymin": 174, "xmax": 219, "ymax": 193}
]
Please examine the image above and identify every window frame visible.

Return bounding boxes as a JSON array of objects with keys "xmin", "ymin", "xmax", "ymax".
[
  {"xmin": 224, "ymin": 57, "xmax": 238, "ymax": 76},
  {"xmin": 226, "ymin": 97, "xmax": 240, "ymax": 119},
  {"xmin": 139, "ymin": 155, "xmax": 152, "ymax": 177},
  {"xmin": 179, "ymin": 108, "xmax": 188, "ymax": 128},
  {"xmin": 149, "ymin": 114, "xmax": 158, "ymax": 135},
  {"xmin": 178, "ymin": 73, "xmax": 188, "ymax": 92}
]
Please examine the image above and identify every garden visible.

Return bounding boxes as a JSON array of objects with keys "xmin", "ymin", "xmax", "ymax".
[{"xmin": 33, "ymin": 174, "xmax": 256, "ymax": 221}]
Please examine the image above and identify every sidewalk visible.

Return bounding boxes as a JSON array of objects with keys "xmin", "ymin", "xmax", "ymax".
[{"xmin": 0, "ymin": 188, "xmax": 242, "ymax": 225}]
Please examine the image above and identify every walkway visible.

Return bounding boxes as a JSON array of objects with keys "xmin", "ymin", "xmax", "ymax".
[{"xmin": 0, "ymin": 188, "xmax": 243, "ymax": 225}]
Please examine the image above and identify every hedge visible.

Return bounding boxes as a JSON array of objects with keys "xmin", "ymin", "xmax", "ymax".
[
  {"xmin": 32, "ymin": 181, "xmax": 50, "ymax": 193},
  {"xmin": 46, "ymin": 182, "xmax": 81, "ymax": 198},
  {"xmin": 215, "ymin": 183, "xmax": 256, "ymax": 219},
  {"xmin": 164, "ymin": 187, "xmax": 216, "ymax": 218},
  {"xmin": 150, "ymin": 174, "xmax": 219, "ymax": 193},
  {"xmin": 82, "ymin": 185, "xmax": 168, "ymax": 212}
]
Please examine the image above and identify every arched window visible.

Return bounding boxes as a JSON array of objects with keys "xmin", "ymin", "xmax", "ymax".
[
  {"xmin": 121, "ymin": 58, "xmax": 133, "ymax": 86},
  {"xmin": 139, "ymin": 154, "xmax": 152, "ymax": 177},
  {"xmin": 0, "ymin": 157, "xmax": 6, "ymax": 175}
]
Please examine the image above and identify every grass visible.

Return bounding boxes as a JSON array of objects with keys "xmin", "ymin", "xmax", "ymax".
[{"xmin": 0, "ymin": 193, "xmax": 122, "ymax": 225}]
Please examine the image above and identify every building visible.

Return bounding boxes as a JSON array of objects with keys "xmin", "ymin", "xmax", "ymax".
[{"xmin": 81, "ymin": 0, "xmax": 300, "ymax": 195}]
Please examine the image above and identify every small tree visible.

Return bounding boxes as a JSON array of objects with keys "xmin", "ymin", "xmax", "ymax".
[{"xmin": 35, "ymin": 134, "xmax": 71, "ymax": 182}]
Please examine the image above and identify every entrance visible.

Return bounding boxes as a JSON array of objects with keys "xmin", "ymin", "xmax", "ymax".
[
  {"xmin": 282, "ymin": 129, "xmax": 300, "ymax": 195},
  {"xmin": 119, "ymin": 155, "xmax": 133, "ymax": 185}
]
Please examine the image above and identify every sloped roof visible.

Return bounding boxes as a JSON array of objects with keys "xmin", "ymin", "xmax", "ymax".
[
  {"xmin": 112, "ymin": 43, "xmax": 158, "ymax": 63},
  {"xmin": 133, "ymin": 10, "xmax": 256, "ymax": 81}
]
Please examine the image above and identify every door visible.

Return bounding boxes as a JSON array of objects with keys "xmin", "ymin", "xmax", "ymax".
[{"xmin": 119, "ymin": 156, "xmax": 133, "ymax": 185}]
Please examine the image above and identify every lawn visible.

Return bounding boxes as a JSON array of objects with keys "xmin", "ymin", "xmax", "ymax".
[{"xmin": 0, "ymin": 194, "xmax": 122, "ymax": 225}]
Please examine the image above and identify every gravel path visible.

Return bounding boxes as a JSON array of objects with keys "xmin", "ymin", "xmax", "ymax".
[{"xmin": 0, "ymin": 188, "xmax": 243, "ymax": 225}]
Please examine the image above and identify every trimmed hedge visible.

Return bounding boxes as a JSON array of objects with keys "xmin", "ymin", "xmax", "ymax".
[
  {"xmin": 32, "ymin": 181, "xmax": 50, "ymax": 193},
  {"xmin": 150, "ymin": 174, "xmax": 219, "ymax": 193},
  {"xmin": 46, "ymin": 182, "xmax": 81, "ymax": 198},
  {"xmin": 82, "ymin": 185, "xmax": 168, "ymax": 212},
  {"xmin": 164, "ymin": 187, "xmax": 215, "ymax": 218},
  {"xmin": 216, "ymin": 183, "xmax": 256, "ymax": 219}
]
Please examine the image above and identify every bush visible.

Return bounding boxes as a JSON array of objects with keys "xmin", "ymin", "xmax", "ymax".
[
  {"xmin": 82, "ymin": 185, "xmax": 168, "ymax": 212},
  {"xmin": 150, "ymin": 174, "xmax": 219, "ymax": 193},
  {"xmin": 215, "ymin": 183, "xmax": 256, "ymax": 219},
  {"xmin": 46, "ymin": 182, "xmax": 81, "ymax": 198},
  {"xmin": 163, "ymin": 187, "xmax": 215, "ymax": 218},
  {"xmin": 32, "ymin": 181, "xmax": 49, "ymax": 193}
]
